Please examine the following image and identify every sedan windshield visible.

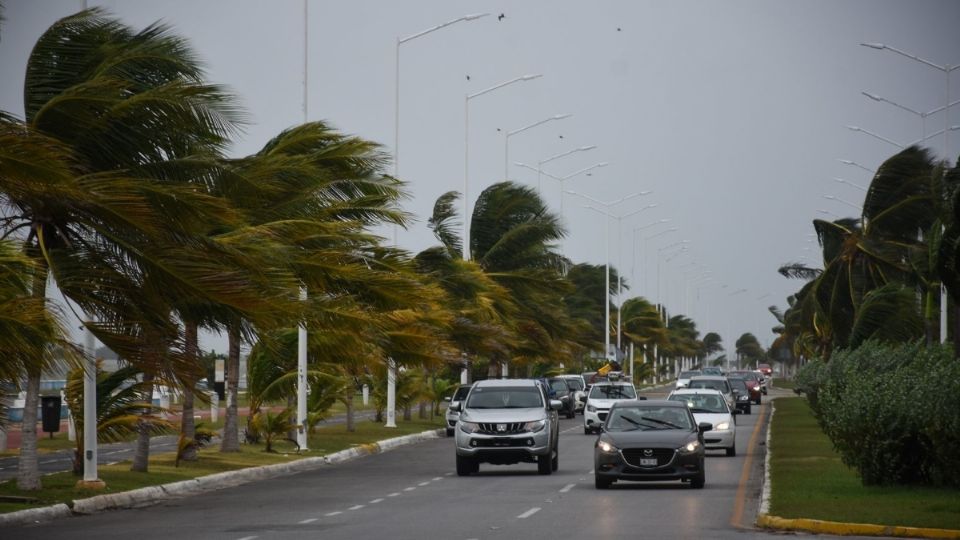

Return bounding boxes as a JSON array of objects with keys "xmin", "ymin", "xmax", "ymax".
[
  {"xmin": 589, "ymin": 385, "xmax": 636, "ymax": 399},
  {"xmin": 728, "ymin": 379, "xmax": 749, "ymax": 394},
  {"xmin": 668, "ymin": 393, "xmax": 728, "ymax": 414},
  {"xmin": 679, "ymin": 371, "xmax": 701, "ymax": 378},
  {"xmin": 465, "ymin": 387, "xmax": 543, "ymax": 409},
  {"xmin": 606, "ymin": 406, "xmax": 693, "ymax": 431}
]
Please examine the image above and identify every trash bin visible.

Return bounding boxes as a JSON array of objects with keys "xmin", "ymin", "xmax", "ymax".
[{"xmin": 41, "ymin": 395, "xmax": 62, "ymax": 433}]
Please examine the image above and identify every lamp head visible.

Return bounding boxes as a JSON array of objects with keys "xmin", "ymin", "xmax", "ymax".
[
  {"xmin": 464, "ymin": 13, "xmax": 490, "ymax": 20},
  {"xmin": 861, "ymin": 42, "xmax": 886, "ymax": 50},
  {"xmin": 554, "ymin": 113, "xmax": 573, "ymax": 120},
  {"xmin": 521, "ymin": 74, "xmax": 543, "ymax": 81}
]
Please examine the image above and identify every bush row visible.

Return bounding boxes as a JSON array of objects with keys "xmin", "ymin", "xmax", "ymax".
[{"xmin": 794, "ymin": 340, "xmax": 960, "ymax": 487}]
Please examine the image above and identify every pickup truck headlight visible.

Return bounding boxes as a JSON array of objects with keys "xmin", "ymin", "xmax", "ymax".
[
  {"xmin": 523, "ymin": 420, "xmax": 546, "ymax": 433},
  {"xmin": 587, "ymin": 404, "xmax": 597, "ymax": 413},
  {"xmin": 715, "ymin": 422, "xmax": 730, "ymax": 431},
  {"xmin": 458, "ymin": 421, "xmax": 480, "ymax": 434}
]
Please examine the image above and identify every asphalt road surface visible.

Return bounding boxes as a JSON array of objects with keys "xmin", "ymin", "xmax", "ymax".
[{"xmin": 7, "ymin": 388, "xmax": 866, "ymax": 540}]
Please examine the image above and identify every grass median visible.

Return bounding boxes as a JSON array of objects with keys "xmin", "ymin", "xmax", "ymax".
[
  {"xmin": 768, "ymin": 397, "xmax": 960, "ymax": 530},
  {"xmin": 0, "ymin": 416, "xmax": 443, "ymax": 514}
]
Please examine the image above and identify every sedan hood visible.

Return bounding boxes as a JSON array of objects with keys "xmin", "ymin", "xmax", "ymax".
[
  {"xmin": 605, "ymin": 429, "xmax": 695, "ymax": 448},
  {"xmin": 588, "ymin": 399, "xmax": 627, "ymax": 408},
  {"xmin": 461, "ymin": 408, "xmax": 545, "ymax": 423},
  {"xmin": 691, "ymin": 412, "xmax": 731, "ymax": 426}
]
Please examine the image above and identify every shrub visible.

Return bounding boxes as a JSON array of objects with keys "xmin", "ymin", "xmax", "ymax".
[{"xmin": 794, "ymin": 340, "xmax": 960, "ymax": 487}]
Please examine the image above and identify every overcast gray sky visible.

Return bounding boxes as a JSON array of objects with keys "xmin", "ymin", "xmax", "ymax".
[{"xmin": 2, "ymin": 0, "xmax": 959, "ymax": 356}]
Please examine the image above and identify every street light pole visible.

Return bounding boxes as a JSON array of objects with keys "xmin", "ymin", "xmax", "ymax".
[
  {"xmin": 504, "ymin": 114, "xmax": 572, "ymax": 180},
  {"xmin": 393, "ymin": 12, "xmax": 488, "ymax": 419},
  {"xmin": 464, "ymin": 74, "xmax": 543, "ymax": 261},
  {"xmin": 535, "ymin": 145, "xmax": 597, "ymax": 194}
]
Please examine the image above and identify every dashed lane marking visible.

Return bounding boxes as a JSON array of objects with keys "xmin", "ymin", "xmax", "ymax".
[
  {"xmin": 444, "ymin": 472, "xmax": 454, "ymax": 476},
  {"xmin": 517, "ymin": 507, "xmax": 541, "ymax": 519},
  {"xmin": 298, "ymin": 518, "xmax": 318, "ymax": 524},
  {"xmin": 325, "ymin": 511, "xmax": 342, "ymax": 517},
  {"xmin": 432, "ymin": 476, "xmax": 443, "ymax": 481},
  {"xmin": 370, "ymin": 498, "xmax": 384, "ymax": 504},
  {"xmin": 348, "ymin": 505, "xmax": 364, "ymax": 511},
  {"xmin": 388, "ymin": 492, "xmax": 401, "ymax": 497},
  {"xmin": 418, "ymin": 481, "xmax": 430, "ymax": 486},
  {"xmin": 237, "ymin": 536, "xmax": 258, "ymax": 540},
  {"xmin": 403, "ymin": 487, "xmax": 416, "ymax": 491},
  {"xmin": 559, "ymin": 483, "xmax": 575, "ymax": 493}
]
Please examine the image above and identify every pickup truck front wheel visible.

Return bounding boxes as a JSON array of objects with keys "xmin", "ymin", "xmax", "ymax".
[
  {"xmin": 537, "ymin": 452, "xmax": 553, "ymax": 475},
  {"xmin": 456, "ymin": 454, "xmax": 476, "ymax": 476}
]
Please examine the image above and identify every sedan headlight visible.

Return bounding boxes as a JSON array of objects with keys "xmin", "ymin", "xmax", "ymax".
[
  {"xmin": 587, "ymin": 404, "xmax": 597, "ymax": 413},
  {"xmin": 523, "ymin": 420, "xmax": 546, "ymax": 433},
  {"xmin": 678, "ymin": 440, "xmax": 701, "ymax": 454},
  {"xmin": 598, "ymin": 440, "xmax": 618, "ymax": 453},
  {"xmin": 458, "ymin": 421, "xmax": 480, "ymax": 434},
  {"xmin": 715, "ymin": 422, "xmax": 730, "ymax": 431}
]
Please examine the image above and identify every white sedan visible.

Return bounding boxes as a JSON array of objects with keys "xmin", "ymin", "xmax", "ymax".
[{"xmin": 667, "ymin": 389, "xmax": 737, "ymax": 456}]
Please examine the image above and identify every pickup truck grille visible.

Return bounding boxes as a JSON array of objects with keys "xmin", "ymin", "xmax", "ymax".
[{"xmin": 476, "ymin": 422, "xmax": 525, "ymax": 434}]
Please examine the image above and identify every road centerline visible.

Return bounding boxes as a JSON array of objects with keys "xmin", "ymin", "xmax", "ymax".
[
  {"xmin": 559, "ymin": 483, "xmax": 575, "ymax": 493},
  {"xmin": 517, "ymin": 507, "xmax": 541, "ymax": 519}
]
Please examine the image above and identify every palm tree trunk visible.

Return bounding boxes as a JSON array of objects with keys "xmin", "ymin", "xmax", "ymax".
[
  {"xmin": 17, "ymin": 269, "xmax": 48, "ymax": 490},
  {"xmin": 403, "ymin": 404, "xmax": 411, "ymax": 421},
  {"xmin": 221, "ymin": 325, "xmax": 241, "ymax": 452},
  {"xmin": 17, "ymin": 366, "xmax": 42, "ymax": 490},
  {"xmin": 131, "ymin": 372, "xmax": 154, "ymax": 472},
  {"xmin": 345, "ymin": 389, "xmax": 355, "ymax": 432},
  {"xmin": 179, "ymin": 321, "xmax": 199, "ymax": 461}
]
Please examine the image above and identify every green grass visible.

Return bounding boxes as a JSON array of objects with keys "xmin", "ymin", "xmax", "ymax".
[
  {"xmin": 768, "ymin": 397, "xmax": 960, "ymax": 530},
  {"xmin": 773, "ymin": 378, "xmax": 795, "ymax": 390},
  {"xmin": 0, "ymin": 415, "xmax": 443, "ymax": 514}
]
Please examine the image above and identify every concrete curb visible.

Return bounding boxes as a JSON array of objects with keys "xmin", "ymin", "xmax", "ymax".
[
  {"xmin": 756, "ymin": 514, "xmax": 960, "ymax": 539},
  {"xmin": 754, "ymin": 398, "xmax": 960, "ymax": 539},
  {"xmin": 0, "ymin": 503, "xmax": 72, "ymax": 526},
  {"xmin": 3, "ymin": 428, "xmax": 443, "ymax": 526}
]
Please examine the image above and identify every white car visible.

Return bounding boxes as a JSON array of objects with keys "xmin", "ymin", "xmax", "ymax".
[
  {"xmin": 687, "ymin": 375, "xmax": 735, "ymax": 411},
  {"xmin": 667, "ymin": 388, "xmax": 737, "ymax": 456},
  {"xmin": 557, "ymin": 374, "xmax": 587, "ymax": 414},
  {"xmin": 583, "ymin": 382, "xmax": 638, "ymax": 434},
  {"xmin": 675, "ymin": 370, "xmax": 702, "ymax": 390}
]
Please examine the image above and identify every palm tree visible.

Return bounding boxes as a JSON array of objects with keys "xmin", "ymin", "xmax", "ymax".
[{"xmin": 620, "ymin": 297, "xmax": 668, "ymax": 382}]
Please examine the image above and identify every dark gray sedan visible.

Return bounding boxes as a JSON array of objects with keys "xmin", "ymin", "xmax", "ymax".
[{"xmin": 594, "ymin": 400, "xmax": 712, "ymax": 489}]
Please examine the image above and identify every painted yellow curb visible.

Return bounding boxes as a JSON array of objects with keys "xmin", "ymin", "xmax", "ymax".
[{"xmin": 757, "ymin": 513, "xmax": 960, "ymax": 539}]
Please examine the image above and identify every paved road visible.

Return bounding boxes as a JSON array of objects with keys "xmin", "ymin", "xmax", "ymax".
[{"xmin": 6, "ymin": 387, "xmax": 875, "ymax": 540}]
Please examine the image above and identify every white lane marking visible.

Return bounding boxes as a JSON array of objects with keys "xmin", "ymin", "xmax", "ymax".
[
  {"xmin": 387, "ymin": 492, "xmax": 401, "ymax": 497},
  {"xmin": 370, "ymin": 498, "xmax": 384, "ymax": 504},
  {"xmin": 444, "ymin": 472, "xmax": 454, "ymax": 476},
  {"xmin": 432, "ymin": 476, "xmax": 443, "ymax": 481},
  {"xmin": 348, "ymin": 505, "xmax": 364, "ymax": 511},
  {"xmin": 517, "ymin": 507, "xmax": 541, "ymax": 519},
  {"xmin": 559, "ymin": 483, "xmax": 575, "ymax": 493},
  {"xmin": 325, "ymin": 511, "xmax": 342, "ymax": 517},
  {"xmin": 298, "ymin": 518, "xmax": 318, "ymax": 524},
  {"xmin": 418, "ymin": 481, "xmax": 430, "ymax": 486},
  {"xmin": 588, "ymin": 469, "xmax": 595, "ymax": 474},
  {"xmin": 237, "ymin": 536, "xmax": 258, "ymax": 540},
  {"xmin": 403, "ymin": 487, "xmax": 416, "ymax": 491}
]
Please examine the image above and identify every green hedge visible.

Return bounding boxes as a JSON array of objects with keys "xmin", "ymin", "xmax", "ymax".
[{"xmin": 794, "ymin": 341, "xmax": 960, "ymax": 487}]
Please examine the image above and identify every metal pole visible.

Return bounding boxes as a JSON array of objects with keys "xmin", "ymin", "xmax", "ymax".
[
  {"xmin": 616, "ymin": 218, "xmax": 623, "ymax": 354},
  {"xmin": 942, "ymin": 68, "xmax": 951, "ymax": 344},
  {"xmin": 604, "ymin": 215, "xmax": 611, "ymax": 360},
  {"xmin": 82, "ymin": 323, "xmax": 98, "ymax": 483},
  {"xmin": 464, "ymin": 94, "xmax": 470, "ymax": 261},
  {"xmin": 297, "ymin": 288, "xmax": 308, "ymax": 446},
  {"xmin": 386, "ymin": 358, "xmax": 397, "ymax": 427}
]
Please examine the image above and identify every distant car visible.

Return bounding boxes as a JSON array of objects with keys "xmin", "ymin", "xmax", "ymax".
[
  {"xmin": 444, "ymin": 384, "xmax": 472, "ymax": 436},
  {"xmin": 728, "ymin": 372, "xmax": 762, "ymax": 405},
  {"xmin": 557, "ymin": 374, "xmax": 587, "ymax": 414},
  {"xmin": 701, "ymin": 367, "xmax": 724, "ymax": 376},
  {"xmin": 753, "ymin": 369, "xmax": 769, "ymax": 394},
  {"xmin": 547, "ymin": 377, "xmax": 577, "ymax": 419},
  {"xmin": 757, "ymin": 363, "xmax": 773, "ymax": 377},
  {"xmin": 676, "ymin": 370, "xmax": 702, "ymax": 389},
  {"xmin": 667, "ymin": 389, "xmax": 736, "ymax": 456},
  {"xmin": 594, "ymin": 399, "xmax": 709, "ymax": 489},
  {"xmin": 686, "ymin": 375, "xmax": 735, "ymax": 410},
  {"xmin": 584, "ymin": 382, "xmax": 639, "ymax": 434},
  {"xmin": 726, "ymin": 377, "xmax": 753, "ymax": 414}
]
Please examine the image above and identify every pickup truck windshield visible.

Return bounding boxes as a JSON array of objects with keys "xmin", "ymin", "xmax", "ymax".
[{"xmin": 466, "ymin": 387, "xmax": 543, "ymax": 409}]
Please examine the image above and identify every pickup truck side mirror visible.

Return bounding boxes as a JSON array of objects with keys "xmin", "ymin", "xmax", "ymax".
[
  {"xmin": 449, "ymin": 402, "xmax": 462, "ymax": 412},
  {"xmin": 444, "ymin": 396, "xmax": 451, "ymax": 402},
  {"xmin": 549, "ymin": 399, "xmax": 563, "ymax": 411}
]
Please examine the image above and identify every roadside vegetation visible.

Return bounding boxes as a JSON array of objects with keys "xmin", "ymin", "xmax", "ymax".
[{"xmin": 768, "ymin": 397, "xmax": 960, "ymax": 529}]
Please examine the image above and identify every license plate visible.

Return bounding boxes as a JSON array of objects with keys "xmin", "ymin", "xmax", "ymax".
[{"xmin": 639, "ymin": 458, "xmax": 658, "ymax": 466}]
